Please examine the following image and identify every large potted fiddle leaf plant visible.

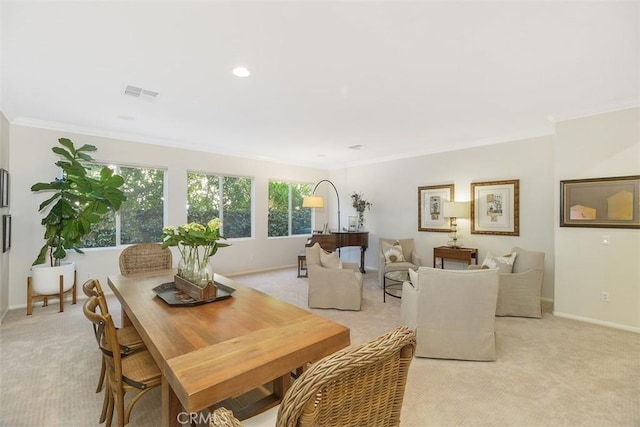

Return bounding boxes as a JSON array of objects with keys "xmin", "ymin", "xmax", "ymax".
[{"xmin": 30, "ymin": 138, "xmax": 126, "ymax": 295}]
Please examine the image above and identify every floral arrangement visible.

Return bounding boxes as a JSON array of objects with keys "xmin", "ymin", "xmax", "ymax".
[
  {"xmin": 161, "ymin": 219, "xmax": 230, "ymax": 285},
  {"xmin": 351, "ymin": 192, "xmax": 372, "ymax": 213},
  {"xmin": 350, "ymin": 192, "xmax": 372, "ymax": 231}
]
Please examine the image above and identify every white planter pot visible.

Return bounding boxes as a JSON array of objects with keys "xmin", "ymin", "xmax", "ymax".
[{"xmin": 31, "ymin": 262, "xmax": 76, "ymax": 295}]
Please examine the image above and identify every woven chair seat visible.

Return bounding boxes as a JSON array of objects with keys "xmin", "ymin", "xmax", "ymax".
[
  {"xmin": 121, "ymin": 350, "xmax": 161, "ymax": 387},
  {"xmin": 117, "ymin": 326, "xmax": 144, "ymax": 351}
]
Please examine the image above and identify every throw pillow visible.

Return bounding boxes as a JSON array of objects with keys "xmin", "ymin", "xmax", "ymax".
[
  {"xmin": 481, "ymin": 251, "xmax": 518, "ymax": 273},
  {"xmin": 320, "ymin": 250, "xmax": 343, "ymax": 269},
  {"xmin": 382, "ymin": 240, "xmax": 406, "ymax": 264}
]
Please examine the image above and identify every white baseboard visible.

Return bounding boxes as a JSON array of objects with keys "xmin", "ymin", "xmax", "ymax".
[{"xmin": 553, "ymin": 311, "xmax": 640, "ymax": 333}]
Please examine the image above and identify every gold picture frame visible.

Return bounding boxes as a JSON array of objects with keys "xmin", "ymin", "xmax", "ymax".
[
  {"xmin": 471, "ymin": 179, "xmax": 520, "ymax": 236},
  {"xmin": 560, "ymin": 175, "xmax": 640, "ymax": 228},
  {"xmin": 418, "ymin": 184, "xmax": 454, "ymax": 232}
]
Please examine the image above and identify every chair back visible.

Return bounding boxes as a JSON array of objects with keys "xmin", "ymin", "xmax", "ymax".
[
  {"xmin": 410, "ymin": 267, "xmax": 499, "ymax": 361},
  {"xmin": 510, "ymin": 247, "xmax": 545, "ymax": 274},
  {"xmin": 83, "ymin": 296, "xmax": 125, "ymax": 387},
  {"xmin": 276, "ymin": 326, "xmax": 416, "ymax": 427},
  {"xmin": 304, "ymin": 242, "xmax": 322, "ymax": 267},
  {"xmin": 119, "ymin": 243, "xmax": 173, "ymax": 275},
  {"xmin": 82, "ymin": 278, "xmax": 111, "ymax": 315}
]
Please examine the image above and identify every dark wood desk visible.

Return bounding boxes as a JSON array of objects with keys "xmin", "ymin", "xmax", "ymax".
[
  {"xmin": 108, "ymin": 270, "xmax": 350, "ymax": 427},
  {"xmin": 306, "ymin": 231, "xmax": 369, "ymax": 273},
  {"xmin": 433, "ymin": 246, "xmax": 478, "ymax": 269}
]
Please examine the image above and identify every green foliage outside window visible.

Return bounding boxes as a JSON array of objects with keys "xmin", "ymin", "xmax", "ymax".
[
  {"xmin": 80, "ymin": 165, "xmax": 165, "ymax": 247},
  {"xmin": 268, "ymin": 181, "xmax": 312, "ymax": 237},
  {"xmin": 187, "ymin": 173, "xmax": 252, "ymax": 239}
]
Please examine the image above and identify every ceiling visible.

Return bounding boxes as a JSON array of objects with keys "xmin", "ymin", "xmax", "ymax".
[{"xmin": 2, "ymin": 1, "xmax": 638, "ymax": 169}]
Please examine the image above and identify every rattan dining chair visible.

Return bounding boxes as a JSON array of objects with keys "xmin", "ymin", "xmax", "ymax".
[
  {"xmin": 118, "ymin": 243, "xmax": 173, "ymax": 275},
  {"xmin": 83, "ymin": 296, "xmax": 161, "ymax": 427},
  {"xmin": 82, "ymin": 279, "xmax": 145, "ymax": 395},
  {"xmin": 209, "ymin": 326, "xmax": 416, "ymax": 427}
]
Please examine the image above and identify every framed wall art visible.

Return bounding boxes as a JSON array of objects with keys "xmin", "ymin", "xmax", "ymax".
[
  {"xmin": 560, "ymin": 175, "xmax": 640, "ymax": 229},
  {"xmin": 2, "ymin": 214, "xmax": 11, "ymax": 253},
  {"xmin": 418, "ymin": 184, "xmax": 454, "ymax": 232},
  {"xmin": 0, "ymin": 169, "xmax": 8, "ymax": 207},
  {"xmin": 471, "ymin": 179, "xmax": 520, "ymax": 236}
]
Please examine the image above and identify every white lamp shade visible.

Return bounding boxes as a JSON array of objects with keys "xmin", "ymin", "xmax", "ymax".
[
  {"xmin": 303, "ymin": 196, "xmax": 324, "ymax": 208},
  {"xmin": 442, "ymin": 201, "xmax": 469, "ymax": 218}
]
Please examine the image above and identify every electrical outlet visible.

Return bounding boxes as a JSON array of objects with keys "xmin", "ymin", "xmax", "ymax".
[{"xmin": 601, "ymin": 291, "xmax": 610, "ymax": 302}]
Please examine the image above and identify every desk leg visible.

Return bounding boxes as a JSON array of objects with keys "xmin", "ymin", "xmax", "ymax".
[
  {"xmin": 359, "ymin": 247, "xmax": 367, "ymax": 273},
  {"xmin": 162, "ymin": 376, "xmax": 182, "ymax": 427}
]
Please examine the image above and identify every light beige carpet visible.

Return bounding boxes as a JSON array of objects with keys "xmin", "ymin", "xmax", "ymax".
[{"xmin": 0, "ymin": 267, "xmax": 638, "ymax": 426}]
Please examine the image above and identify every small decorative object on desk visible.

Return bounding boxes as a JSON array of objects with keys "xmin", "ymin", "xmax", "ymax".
[
  {"xmin": 161, "ymin": 218, "xmax": 230, "ymax": 300},
  {"xmin": 351, "ymin": 192, "xmax": 372, "ymax": 231}
]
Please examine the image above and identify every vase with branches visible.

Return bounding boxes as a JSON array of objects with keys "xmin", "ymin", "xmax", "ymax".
[{"xmin": 350, "ymin": 192, "xmax": 372, "ymax": 231}]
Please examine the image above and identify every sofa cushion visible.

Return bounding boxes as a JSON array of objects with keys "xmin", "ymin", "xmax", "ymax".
[{"xmin": 481, "ymin": 252, "xmax": 517, "ymax": 273}]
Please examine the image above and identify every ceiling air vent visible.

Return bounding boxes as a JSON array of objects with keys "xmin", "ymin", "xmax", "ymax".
[{"xmin": 123, "ymin": 85, "xmax": 160, "ymax": 102}]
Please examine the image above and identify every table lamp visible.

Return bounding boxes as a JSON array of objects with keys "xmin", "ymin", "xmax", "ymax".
[{"xmin": 442, "ymin": 201, "xmax": 469, "ymax": 249}]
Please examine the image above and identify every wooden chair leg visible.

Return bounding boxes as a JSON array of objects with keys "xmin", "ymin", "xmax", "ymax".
[
  {"xmin": 27, "ymin": 277, "xmax": 33, "ymax": 315},
  {"xmin": 115, "ymin": 389, "xmax": 126, "ymax": 427},
  {"xmin": 97, "ymin": 357, "xmax": 106, "ymax": 393},
  {"xmin": 106, "ymin": 388, "xmax": 115, "ymax": 427},
  {"xmin": 100, "ymin": 380, "xmax": 111, "ymax": 423},
  {"xmin": 72, "ymin": 276, "xmax": 77, "ymax": 305},
  {"xmin": 59, "ymin": 274, "xmax": 65, "ymax": 313}
]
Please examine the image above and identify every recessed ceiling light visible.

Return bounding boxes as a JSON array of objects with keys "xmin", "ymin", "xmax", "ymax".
[{"xmin": 232, "ymin": 66, "xmax": 251, "ymax": 78}]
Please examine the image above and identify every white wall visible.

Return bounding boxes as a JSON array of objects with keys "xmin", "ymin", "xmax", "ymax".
[
  {"xmin": 8, "ymin": 125, "xmax": 329, "ymax": 308},
  {"xmin": 554, "ymin": 108, "xmax": 640, "ymax": 331},
  {"xmin": 330, "ymin": 134, "xmax": 556, "ymax": 301}
]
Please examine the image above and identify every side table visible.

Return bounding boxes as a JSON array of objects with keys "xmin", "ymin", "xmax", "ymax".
[
  {"xmin": 297, "ymin": 252, "xmax": 307, "ymax": 278},
  {"xmin": 383, "ymin": 270, "xmax": 410, "ymax": 302},
  {"xmin": 433, "ymin": 246, "xmax": 478, "ymax": 269}
]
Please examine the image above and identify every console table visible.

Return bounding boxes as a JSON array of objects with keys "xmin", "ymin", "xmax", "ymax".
[
  {"xmin": 433, "ymin": 246, "xmax": 478, "ymax": 269},
  {"xmin": 306, "ymin": 231, "xmax": 369, "ymax": 273}
]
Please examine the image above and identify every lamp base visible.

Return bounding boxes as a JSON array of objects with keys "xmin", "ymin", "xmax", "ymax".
[{"xmin": 447, "ymin": 238, "xmax": 463, "ymax": 249}]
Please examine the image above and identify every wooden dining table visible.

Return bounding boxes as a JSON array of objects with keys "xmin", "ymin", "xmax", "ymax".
[{"xmin": 107, "ymin": 270, "xmax": 350, "ymax": 427}]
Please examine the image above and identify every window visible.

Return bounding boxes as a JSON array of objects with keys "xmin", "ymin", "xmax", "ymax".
[
  {"xmin": 268, "ymin": 181, "xmax": 312, "ymax": 237},
  {"xmin": 187, "ymin": 172, "xmax": 253, "ymax": 239},
  {"xmin": 80, "ymin": 165, "xmax": 165, "ymax": 247}
]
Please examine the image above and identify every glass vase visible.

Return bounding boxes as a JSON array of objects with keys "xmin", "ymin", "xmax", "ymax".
[{"xmin": 195, "ymin": 259, "xmax": 213, "ymax": 287}]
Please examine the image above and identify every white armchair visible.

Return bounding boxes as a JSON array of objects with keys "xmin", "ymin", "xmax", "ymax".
[
  {"xmin": 401, "ymin": 267, "xmax": 499, "ymax": 361},
  {"xmin": 378, "ymin": 238, "xmax": 423, "ymax": 287},
  {"xmin": 306, "ymin": 243, "xmax": 363, "ymax": 311},
  {"xmin": 470, "ymin": 247, "xmax": 545, "ymax": 318}
]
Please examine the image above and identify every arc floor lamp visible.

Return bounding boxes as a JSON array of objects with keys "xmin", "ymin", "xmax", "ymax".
[{"xmin": 302, "ymin": 179, "xmax": 341, "ymax": 233}]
